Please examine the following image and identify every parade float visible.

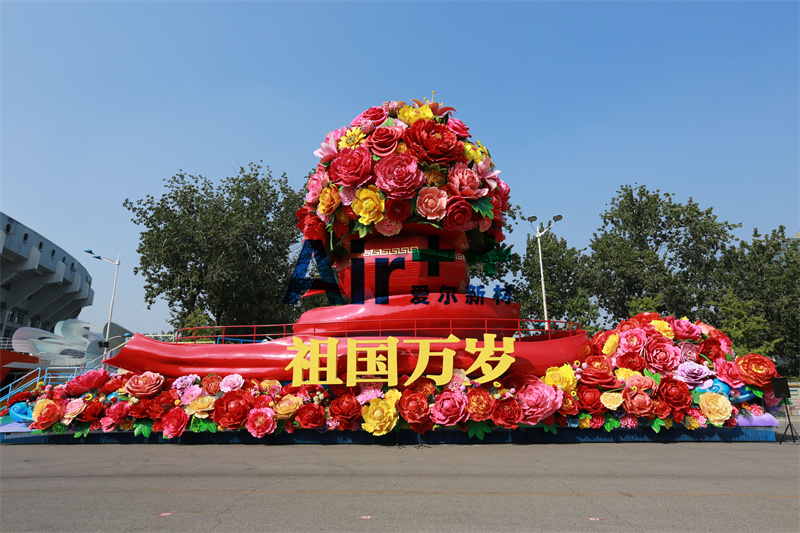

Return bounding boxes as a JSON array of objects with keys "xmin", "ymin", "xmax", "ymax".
[{"xmin": 1, "ymin": 98, "xmax": 786, "ymax": 443}]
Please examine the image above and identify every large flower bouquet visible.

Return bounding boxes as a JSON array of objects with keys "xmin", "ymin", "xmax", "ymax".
[
  {"xmin": 296, "ymin": 98, "xmax": 511, "ymax": 260},
  {"xmin": 4, "ymin": 313, "xmax": 784, "ymax": 440}
]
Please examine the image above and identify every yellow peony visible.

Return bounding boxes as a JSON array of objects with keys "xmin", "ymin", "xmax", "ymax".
[
  {"xmin": 602, "ymin": 334, "xmax": 619, "ymax": 355},
  {"xmin": 424, "ymin": 169, "xmax": 447, "ymax": 187},
  {"xmin": 337, "ymin": 127, "xmax": 366, "ymax": 149},
  {"xmin": 397, "ymin": 105, "xmax": 433, "ymax": 125},
  {"xmin": 699, "ymin": 392, "xmax": 733, "ymax": 426},
  {"xmin": 650, "ymin": 320, "xmax": 674, "ymax": 339},
  {"xmin": 185, "ymin": 395, "xmax": 215, "ymax": 419},
  {"xmin": 542, "ymin": 364, "xmax": 577, "ymax": 393},
  {"xmin": 352, "ymin": 185, "xmax": 385, "ymax": 225},
  {"xmin": 600, "ymin": 391, "xmax": 624, "ymax": 410},
  {"xmin": 614, "ymin": 368, "xmax": 642, "ymax": 382},
  {"xmin": 664, "ymin": 416, "xmax": 673, "ymax": 429},
  {"xmin": 384, "ymin": 389, "xmax": 402, "ymax": 406},
  {"xmin": 361, "ymin": 398, "xmax": 398, "ymax": 436},
  {"xmin": 682, "ymin": 416, "xmax": 699, "ymax": 430},
  {"xmin": 273, "ymin": 394, "xmax": 303, "ymax": 420},
  {"xmin": 317, "ymin": 185, "xmax": 341, "ymax": 216},
  {"xmin": 578, "ymin": 416, "xmax": 591, "ymax": 429}
]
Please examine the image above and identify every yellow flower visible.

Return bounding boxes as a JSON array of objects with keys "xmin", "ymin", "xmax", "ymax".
[
  {"xmin": 273, "ymin": 394, "xmax": 303, "ymax": 420},
  {"xmin": 361, "ymin": 398, "xmax": 398, "ymax": 436},
  {"xmin": 600, "ymin": 391, "xmax": 624, "ymax": 410},
  {"xmin": 32, "ymin": 399, "xmax": 57, "ymax": 421},
  {"xmin": 578, "ymin": 416, "xmax": 591, "ymax": 429},
  {"xmin": 542, "ymin": 364, "xmax": 577, "ymax": 393},
  {"xmin": 317, "ymin": 185, "xmax": 341, "ymax": 216},
  {"xmin": 396, "ymin": 141, "xmax": 408, "ymax": 153},
  {"xmin": 384, "ymin": 389, "xmax": 402, "ymax": 406},
  {"xmin": 352, "ymin": 185, "xmax": 385, "ymax": 225},
  {"xmin": 682, "ymin": 416, "xmax": 699, "ymax": 430},
  {"xmin": 602, "ymin": 334, "xmax": 619, "ymax": 355},
  {"xmin": 185, "ymin": 395, "xmax": 215, "ymax": 418},
  {"xmin": 397, "ymin": 105, "xmax": 433, "ymax": 125},
  {"xmin": 664, "ymin": 416, "xmax": 673, "ymax": 429},
  {"xmin": 424, "ymin": 169, "xmax": 447, "ymax": 187},
  {"xmin": 614, "ymin": 368, "xmax": 642, "ymax": 382},
  {"xmin": 650, "ymin": 320, "xmax": 674, "ymax": 339},
  {"xmin": 463, "ymin": 142, "xmax": 484, "ymax": 163},
  {"xmin": 260, "ymin": 379, "xmax": 281, "ymax": 392},
  {"xmin": 337, "ymin": 127, "xmax": 366, "ymax": 149},
  {"xmin": 699, "ymin": 392, "xmax": 733, "ymax": 426}
]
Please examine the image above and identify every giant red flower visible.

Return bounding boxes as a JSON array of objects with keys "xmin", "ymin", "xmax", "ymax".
[
  {"xmin": 442, "ymin": 196, "xmax": 475, "ymax": 232},
  {"xmin": 365, "ymin": 126, "xmax": 405, "ymax": 158},
  {"xmin": 397, "ymin": 389, "xmax": 431, "ymax": 425},
  {"xmin": 430, "ymin": 391, "xmax": 468, "ymax": 426},
  {"xmin": 643, "ymin": 335, "xmax": 681, "ymax": 373},
  {"xmin": 403, "ymin": 119, "xmax": 465, "ymax": 166},
  {"xmin": 466, "ymin": 387, "xmax": 495, "ymax": 422},
  {"xmin": 329, "ymin": 394, "xmax": 362, "ymax": 427},
  {"xmin": 655, "ymin": 377, "xmax": 693, "ymax": 412},
  {"xmin": 491, "ymin": 397, "xmax": 523, "ymax": 429},
  {"xmin": 576, "ymin": 385, "xmax": 607, "ymax": 415},
  {"xmin": 734, "ymin": 354, "xmax": 778, "ymax": 388},
  {"xmin": 64, "ymin": 369, "xmax": 110, "ymax": 396},
  {"xmin": 374, "ymin": 152, "xmax": 425, "ymax": 199},
  {"xmin": 162, "ymin": 407, "xmax": 190, "ymax": 438},
  {"xmin": 384, "ymin": 199, "xmax": 412, "ymax": 222},
  {"xmin": 615, "ymin": 352, "xmax": 647, "ymax": 372},
  {"xmin": 147, "ymin": 389, "xmax": 179, "ymax": 420},
  {"xmin": 329, "ymin": 146, "xmax": 373, "ymax": 188},
  {"xmin": 622, "ymin": 388, "xmax": 654, "ymax": 417},
  {"xmin": 213, "ymin": 389, "xmax": 254, "ymax": 429},
  {"xmin": 294, "ymin": 403, "xmax": 326, "ymax": 429},
  {"xmin": 295, "ymin": 205, "xmax": 328, "ymax": 244}
]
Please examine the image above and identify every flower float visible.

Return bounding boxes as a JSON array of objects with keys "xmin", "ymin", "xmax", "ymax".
[{"xmin": 3, "ymin": 313, "xmax": 785, "ymax": 440}]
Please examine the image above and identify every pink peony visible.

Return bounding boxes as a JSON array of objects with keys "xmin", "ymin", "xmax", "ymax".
[
  {"xmin": 375, "ymin": 218, "xmax": 402, "ymax": 237},
  {"xmin": 415, "ymin": 186, "xmax": 448, "ymax": 220},
  {"xmin": 64, "ymin": 369, "xmax": 110, "ymax": 396},
  {"xmin": 100, "ymin": 401, "xmax": 131, "ymax": 433},
  {"xmin": 667, "ymin": 316, "xmax": 702, "ymax": 341},
  {"xmin": 445, "ymin": 117, "xmax": 470, "ymax": 138},
  {"xmin": 714, "ymin": 359, "xmax": 745, "ymax": 389},
  {"xmin": 314, "ymin": 127, "xmax": 347, "ymax": 164},
  {"xmin": 430, "ymin": 391, "xmax": 469, "ymax": 426},
  {"xmin": 60, "ymin": 398, "xmax": 86, "ymax": 425},
  {"xmin": 516, "ymin": 379, "xmax": 563, "ymax": 425},
  {"xmin": 339, "ymin": 185, "xmax": 356, "ymax": 205},
  {"xmin": 616, "ymin": 328, "xmax": 647, "ymax": 356},
  {"xmin": 162, "ymin": 407, "xmax": 190, "ymax": 438},
  {"xmin": 643, "ymin": 335, "xmax": 682, "ymax": 374},
  {"xmin": 447, "ymin": 162, "xmax": 487, "ymax": 199},
  {"xmin": 374, "ymin": 152, "xmax": 425, "ymax": 199},
  {"xmin": 220, "ymin": 374, "xmax": 244, "ymax": 393},
  {"xmin": 245, "ymin": 407, "xmax": 277, "ymax": 438},
  {"xmin": 181, "ymin": 385, "xmax": 204, "ymax": 405},
  {"xmin": 305, "ymin": 170, "xmax": 330, "ymax": 204},
  {"xmin": 674, "ymin": 362, "xmax": 715, "ymax": 389}
]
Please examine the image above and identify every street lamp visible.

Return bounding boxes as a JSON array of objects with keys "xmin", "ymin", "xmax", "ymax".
[
  {"xmin": 525, "ymin": 215, "xmax": 563, "ymax": 330},
  {"xmin": 84, "ymin": 249, "xmax": 120, "ymax": 347}
]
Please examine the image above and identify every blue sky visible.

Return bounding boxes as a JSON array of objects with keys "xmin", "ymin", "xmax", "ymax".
[{"xmin": 2, "ymin": 1, "xmax": 797, "ymax": 334}]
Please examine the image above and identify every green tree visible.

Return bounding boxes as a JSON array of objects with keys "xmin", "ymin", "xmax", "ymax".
[
  {"xmin": 585, "ymin": 184, "xmax": 739, "ymax": 322},
  {"xmin": 124, "ymin": 162, "xmax": 306, "ymax": 328},
  {"xmin": 718, "ymin": 227, "xmax": 799, "ymax": 375},
  {"xmin": 516, "ymin": 228, "xmax": 599, "ymax": 330}
]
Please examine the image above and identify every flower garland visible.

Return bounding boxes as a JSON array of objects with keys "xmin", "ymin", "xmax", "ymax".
[
  {"xmin": 4, "ymin": 313, "xmax": 784, "ymax": 440},
  {"xmin": 297, "ymin": 98, "xmax": 511, "ymax": 259}
]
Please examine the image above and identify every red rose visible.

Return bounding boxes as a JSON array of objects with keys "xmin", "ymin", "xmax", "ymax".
[
  {"xmin": 615, "ymin": 352, "xmax": 647, "ymax": 372},
  {"xmin": 201, "ymin": 374, "xmax": 223, "ymax": 396},
  {"xmin": 351, "ymin": 106, "xmax": 388, "ymax": 128},
  {"xmin": 579, "ymin": 367, "xmax": 622, "ymax": 390},
  {"xmin": 295, "ymin": 205, "xmax": 328, "ymax": 244},
  {"xmin": 64, "ymin": 369, "xmax": 110, "ymax": 396},
  {"xmin": 466, "ymin": 387, "xmax": 496, "ymax": 422},
  {"xmin": 652, "ymin": 399, "xmax": 672, "ymax": 420},
  {"xmin": 398, "ymin": 390, "xmax": 431, "ymax": 425},
  {"xmin": 7, "ymin": 391, "xmax": 33, "ymax": 405},
  {"xmin": 146, "ymin": 389, "xmax": 179, "ymax": 420},
  {"xmin": 30, "ymin": 401, "xmax": 63, "ymax": 430},
  {"xmin": 384, "ymin": 199, "xmax": 412, "ymax": 222},
  {"xmin": 403, "ymin": 119, "xmax": 465, "ymax": 166},
  {"xmin": 409, "ymin": 377, "xmax": 437, "ymax": 398},
  {"xmin": 365, "ymin": 126, "xmax": 404, "ymax": 158},
  {"xmin": 162, "ymin": 407, "xmax": 190, "ymax": 438},
  {"xmin": 617, "ymin": 312, "xmax": 661, "ymax": 332},
  {"xmin": 655, "ymin": 377, "xmax": 693, "ymax": 412},
  {"xmin": 213, "ymin": 389, "xmax": 254, "ymax": 429},
  {"xmin": 98, "ymin": 375, "xmax": 128, "ymax": 395},
  {"xmin": 124, "ymin": 372, "xmax": 165, "ymax": 399},
  {"xmin": 734, "ymin": 353, "xmax": 778, "ymax": 387},
  {"xmin": 699, "ymin": 338, "xmax": 727, "ymax": 360},
  {"xmin": 374, "ymin": 152, "xmax": 425, "ymax": 199},
  {"xmin": 643, "ymin": 335, "xmax": 681, "ymax": 373},
  {"xmin": 622, "ymin": 388, "xmax": 654, "ymax": 417},
  {"xmin": 294, "ymin": 403, "xmax": 326, "ymax": 429},
  {"xmin": 329, "ymin": 394, "xmax": 362, "ymax": 426},
  {"xmin": 584, "ymin": 355, "xmax": 613, "ymax": 374},
  {"xmin": 329, "ymin": 378, "xmax": 358, "ymax": 398},
  {"xmin": 77, "ymin": 400, "xmax": 105, "ymax": 423},
  {"xmin": 103, "ymin": 400, "xmax": 131, "ymax": 424},
  {"xmin": 577, "ymin": 385, "xmax": 607, "ymax": 415},
  {"xmin": 442, "ymin": 196, "xmax": 476, "ymax": 232},
  {"xmin": 129, "ymin": 399, "xmax": 152, "ymax": 419},
  {"xmin": 558, "ymin": 393, "xmax": 580, "ymax": 416},
  {"xmin": 329, "ymin": 146, "xmax": 373, "ymax": 188},
  {"xmin": 333, "ymin": 220, "xmax": 349, "ymax": 239},
  {"xmin": 491, "ymin": 397, "xmax": 523, "ymax": 429}
]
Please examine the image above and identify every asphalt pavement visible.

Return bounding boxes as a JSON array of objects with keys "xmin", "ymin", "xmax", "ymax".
[{"xmin": 1, "ymin": 436, "xmax": 798, "ymax": 533}]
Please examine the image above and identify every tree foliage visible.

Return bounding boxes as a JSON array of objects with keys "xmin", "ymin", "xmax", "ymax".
[{"xmin": 124, "ymin": 163, "xmax": 306, "ymax": 328}]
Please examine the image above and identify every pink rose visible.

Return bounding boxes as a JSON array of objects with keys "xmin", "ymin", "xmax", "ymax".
[
  {"xmin": 516, "ymin": 379, "xmax": 563, "ymax": 425},
  {"xmin": 329, "ymin": 146, "xmax": 373, "ymax": 188},
  {"xmin": 445, "ymin": 117, "xmax": 470, "ymax": 138},
  {"xmin": 124, "ymin": 372, "xmax": 165, "ymax": 399},
  {"xmin": 162, "ymin": 407, "xmax": 190, "ymax": 439},
  {"xmin": 366, "ymin": 126, "xmax": 405, "ymax": 159},
  {"xmin": 430, "ymin": 391, "xmax": 469, "ymax": 426},
  {"xmin": 714, "ymin": 359, "xmax": 745, "ymax": 388},
  {"xmin": 314, "ymin": 127, "xmax": 347, "ymax": 164},
  {"xmin": 100, "ymin": 401, "xmax": 131, "ymax": 432},
  {"xmin": 667, "ymin": 316, "xmax": 702, "ymax": 341},
  {"xmin": 643, "ymin": 335, "xmax": 682, "ymax": 374},
  {"xmin": 246, "ymin": 407, "xmax": 277, "ymax": 438},
  {"xmin": 415, "ymin": 186, "xmax": 447, "ymax": 220},
  {"xmin": 679, "ymin": 341, "xmax": 701, "ymax": 363},
  {"xmin": 375, "ymin": 218, "xmax": 402, "ymax": 237},
  {"xmin": 374, "ymin": 152, "xmax": 425, "ymax": 199},
  {"xmin": 616, "ymin": 328, "xmax": 647, "ymax": 356},
  {"xmin": 442, "ymin": 196, "xmax": 477, "ymax": 232},
  {"xmin": 305, "ymin": 170, "xmax": 330, "ymax": 204},
  {"xmin": 626, "ymin": 374, "xmax": 656, "ymax": 390},
  {"xmin": 60, "ymin": 398, "xmax": 86, "ymax": 425},
  {"xmin": 350, "ymin": 106, "xmax": 388, "ymax": 128},
  {"xmin": 447, "ymin": 162, "xmax": 487, "ymax": 199}
]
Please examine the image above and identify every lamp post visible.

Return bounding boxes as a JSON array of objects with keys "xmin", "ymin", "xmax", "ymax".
[
  {"xmin": 525, "ymin": 215, "xmax": 563, "ymax": 330},
  {"xmin": 84, "ymin": 249, "xmax": 120, "ymax": 346}
]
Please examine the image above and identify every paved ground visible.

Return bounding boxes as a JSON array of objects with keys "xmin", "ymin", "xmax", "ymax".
[{"xmin": 1, "ymin": 435, "xmax": 798, "ymax": 533}]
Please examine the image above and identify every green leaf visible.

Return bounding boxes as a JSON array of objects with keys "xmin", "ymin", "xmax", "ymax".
[
  {"xmin": 747, "ymin": 386, "xmax": 764, "ymax": 399},
  {"xmin": 650, "ymin": 418, "xmax": 664, "ymax": 433},
  {"xmin": 643, "ymin": 369, "xmax": 661, "ymax": 386},
  {"xmin": 353, "ymin": 222, "xmax": 372, "ymax": 238},
  {"xmin": 470, "ymin": 197, "xmax": 494, "ymax": 219},
  {"xmin": 542, "ymin": 424, "xmax": 558, "ymax": 435},
  {"xmin": 691, "ymin": 388, "xmax": 705, "ymax": 405},
  {"xmin": 134, "ymin": 419, "xmax": 154, "ymax": 439},
  {"xmin": 466, "ymin": 421, "xmax": 492, "ymax": 440},
  {"xmin": 579, "ymin": 412, "xmax": 592, "ymax": 421},
  {"xmin": 30, "ymin": 429, "xmax": 44, "ymax": 435},
  {"xmin": 380, "ymin": 117, "xmax": 396, "ymax": 127},
  {"xmin": 603, "ymin": 415, "xmax": 621, "ymax": 433}
]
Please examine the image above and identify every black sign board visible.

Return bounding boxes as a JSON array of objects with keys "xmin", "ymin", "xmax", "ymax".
[{"xmin": 771, "ymin": 377, "xmax": 791, "ymax": 399}]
